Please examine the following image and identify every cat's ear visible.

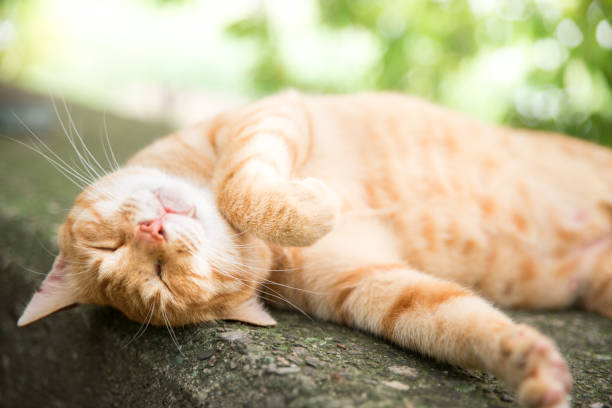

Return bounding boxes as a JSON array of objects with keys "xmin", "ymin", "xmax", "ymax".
[
  {"xmin": 222, "ymin": 297, "xmax": 277, "ymax": 327},
  {"xmin": 17, "ymin": 255, "xmax": 79, "ymax": 327}
]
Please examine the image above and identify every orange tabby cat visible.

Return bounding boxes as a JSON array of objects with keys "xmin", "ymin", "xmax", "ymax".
[{"xmin": 18, "ymin": 92, "xmax": 612, "ymax": 407}]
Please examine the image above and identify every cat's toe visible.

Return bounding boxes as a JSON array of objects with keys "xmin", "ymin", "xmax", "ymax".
[
  {"xmin": 280, "ymin": 177, "xmax": 341, "ymax": 246},
  {"xmin": 517, "ymin": 372, "xmax": 570, "ymax": 408},
  {"xmin": 499, "ymin": 325, "xmax": 572, "ymax": 408}
]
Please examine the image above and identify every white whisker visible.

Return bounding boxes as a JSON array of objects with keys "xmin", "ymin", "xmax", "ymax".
[
  {"xmin": 204, "ymin": 246, "xmax": 320, "ymax": 294},
  {"xmin": 51, "ymin": 98, "xmax": 100, "ymax": 182},
  {"xmin": 180, "ymin": 242, "xmax": 314, "ymax": 319},
  {"xmin": 3, "ymin": 134, "xmax": 89, "ymax": 189},
  {"xmin": 103, "ymin": 112, "xmax": 120, "ymax": 171},
  {"xmin": 122, "ymin": 301, "xmax": 155, "ymax": 348},
  {"xmin": 61, "ymin": 98, "xmax": 110, "ymax": 178},
  {"xmin": 161, "ymin": 306, "xmax": 183, "ymax": 353},
  {"xmin": 100, "ymin": 132, "xmax": 116, "ymax": 174},
  {"xmin": 10, "ymin": 112, "xmax": 94, "ymax": 186}
]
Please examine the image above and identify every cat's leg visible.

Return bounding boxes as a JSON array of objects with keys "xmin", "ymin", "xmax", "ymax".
[
  {"xmin": 212, "ymin": 92, "xmax": 340, "ymax": 247},
  {"xmin": 268, "ymin": 259, "xmax": 572, "ymax": 408}
]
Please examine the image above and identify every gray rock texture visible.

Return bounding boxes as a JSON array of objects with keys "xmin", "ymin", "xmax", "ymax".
[{"xmin": 1, "ymin": 86, "xmax": 610, "ymax": 407}]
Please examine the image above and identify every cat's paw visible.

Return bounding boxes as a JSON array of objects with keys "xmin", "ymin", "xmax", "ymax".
[
  {"xmin": 217, "ymin": 173, "xmax": 341, "ymax": 246},
  {"xmin": 498, "ymin": 325, "xmax": 572, "ymax": 408},
  {"xmin": 270, "ymin": 177, "xmax": 341, "ymax": 246}
]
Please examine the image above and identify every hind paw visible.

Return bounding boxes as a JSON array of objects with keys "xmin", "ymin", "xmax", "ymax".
[{"xmin": 498, "ymin": 325, "xmax": 572, "ymax": 408}]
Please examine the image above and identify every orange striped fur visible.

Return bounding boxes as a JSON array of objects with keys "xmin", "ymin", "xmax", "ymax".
[{"xmin": 19, "ymin": 91, "xmax": 612, "ymax": 407}]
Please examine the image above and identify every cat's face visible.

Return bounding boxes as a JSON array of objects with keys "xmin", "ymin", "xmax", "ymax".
[{"xmin": 18, "ymin": 167, "xmax": 276, "ymax": 327}]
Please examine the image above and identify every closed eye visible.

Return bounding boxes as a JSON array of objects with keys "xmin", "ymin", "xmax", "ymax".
[
  {"xmin": 91, "ymin": 243, "xmax": 123, "ymax": 252},
  {"xmin": 89, "ymin": 236, "xmax": 126, "ymax": 252}
]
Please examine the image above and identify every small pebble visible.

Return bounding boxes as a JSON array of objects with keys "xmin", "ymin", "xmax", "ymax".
[
  {"xmin": 388, "ymin": 365, "xmax": 418, "ymax": 378},
  {"xmin": 197, "ymin": 350, "xmax": 214, "ymax": 361},
  {"xmin": 382, "ymin": 380, "xmax": 410, "ymax": 391},
  {"xmin": 265, "ymin": 363, "xmax": 300, "ymax": 375},
  {"xmin": 275, "ymin": 365, "xmax": 301, "ymax": 375},
  {"xmin": 219, "ymin": 330, "xmax": 250, "ymax": 343},
  {"xmin": 276, "ymin": 356, "xmax": 290, "ymax": 367},
  {"xmin": 292, "ymin": 347, "xmax": 307, "ymax": 355},
  {"xmin": 287, "ymin": 354, "xmax": 303, "ymax": 365},
  {"xmin": 304, "ymin": 356, "xmax": 323, "ymax": 368}
]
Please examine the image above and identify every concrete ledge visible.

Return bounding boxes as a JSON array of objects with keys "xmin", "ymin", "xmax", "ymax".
[{"xmin": 1, "ymin": 87, "xmax": 611, "ymax": 408}]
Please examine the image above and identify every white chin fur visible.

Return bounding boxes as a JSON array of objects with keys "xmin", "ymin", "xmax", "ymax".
[{"xmin": 98, "ymin": 166, "xmax": 236, "ymax": 271}]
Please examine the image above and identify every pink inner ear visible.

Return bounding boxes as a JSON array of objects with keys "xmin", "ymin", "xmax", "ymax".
[{"xmin": 17, "ymin": 255, "xmax": 78, "ymax": 327}]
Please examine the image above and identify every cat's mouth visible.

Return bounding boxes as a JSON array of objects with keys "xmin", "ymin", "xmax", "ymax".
[{"xmin": 137, "ymin": 190, "xmax": 197, "ymax": 243}]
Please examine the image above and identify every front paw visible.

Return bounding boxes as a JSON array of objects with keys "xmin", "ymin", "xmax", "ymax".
[
  {"xmin": 268, "ymin": 177, "xmax": 341, "ymax": 246},
  {"xmin": 497, "ymin": 325, "xmax": 572, "ymax": 408},
  {"xmin": 217, "ymin": 173, "xmax": 341, "ymax": 246}
]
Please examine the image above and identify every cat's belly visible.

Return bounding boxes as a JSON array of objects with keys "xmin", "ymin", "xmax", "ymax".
[
  {"xmin": 369, "ymin": 149, "xmax": 612, "ymax": 307},
  {"xmin": 302, "ymin": 94, "xmax": 612, "ymax": 307},
  {"xmin": 346, "ymin": 129, "xmax": 612, "ymax": 308}
]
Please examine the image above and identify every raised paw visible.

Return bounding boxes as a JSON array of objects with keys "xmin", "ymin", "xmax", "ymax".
[
  {"xmin": 271, "ymin": 177, "xmax": 341, "ymax": 246},
  {"xmin": 497, "ymin": 325, "xmax": 572, "ymax": 408},
  {"xmin": 216, "ymin": 171, "xmax": 341, "ymax": 246}
]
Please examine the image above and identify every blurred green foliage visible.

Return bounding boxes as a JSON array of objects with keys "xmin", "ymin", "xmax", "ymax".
[
  {"xmin": 227, "ymin": 11, "xmax": 292, "ymax": 94},
  {"xmin": 1, "ymin": 0, "xmax": 611, "ymax": 146},
  {"xmin": 227, "ymin": 0, "xmax": 612, "ymax": 146}
]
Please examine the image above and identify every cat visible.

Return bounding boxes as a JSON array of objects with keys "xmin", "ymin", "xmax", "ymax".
[{"xmin": 17, "ymin": 91, "xmax": 612, "ymax": 407}]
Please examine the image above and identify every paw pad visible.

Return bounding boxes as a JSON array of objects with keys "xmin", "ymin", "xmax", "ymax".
[{"xmin": 499, "ymin": 325, "xmax": 572, "ymax": 408}]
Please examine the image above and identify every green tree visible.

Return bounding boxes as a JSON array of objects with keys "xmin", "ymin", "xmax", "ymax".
[{"xmin": 227, "ymin": 0, "xmax": 612, "ymax": 146}]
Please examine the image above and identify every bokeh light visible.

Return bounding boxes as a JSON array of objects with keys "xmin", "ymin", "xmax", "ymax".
[{"xmin": 0, "ymin": 0, "xmax": 610, "ymax": 145}]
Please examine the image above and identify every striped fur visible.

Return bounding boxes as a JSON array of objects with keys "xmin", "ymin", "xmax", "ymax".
[{"xmin": 21, "ymin": 92, "xmax": 612, "ymax": 407}]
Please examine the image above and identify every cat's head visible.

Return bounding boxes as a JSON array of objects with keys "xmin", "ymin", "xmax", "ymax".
[{"xmin": 18, "ymin": 166, "xmax": 276, "ymax": 327}]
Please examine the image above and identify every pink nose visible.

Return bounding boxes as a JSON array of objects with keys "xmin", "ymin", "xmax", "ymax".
[{"xmin": 138, "ymin": 218, "xmax": 165, "ymax": 242}]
